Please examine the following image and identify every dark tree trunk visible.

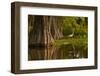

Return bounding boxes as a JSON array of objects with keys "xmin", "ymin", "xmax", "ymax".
[
  {"xmin": 28, "ymin": 15, "xmax": 63, "ymax": 46},
  {"xmin": 50, "ymin": 16, "xmax": 63, "ymax": 39}
]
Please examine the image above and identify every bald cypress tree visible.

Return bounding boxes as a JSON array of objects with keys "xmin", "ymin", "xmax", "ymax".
[{"xmin": 28, "ymin": 15, "xmax": 63, "ymax": 46}]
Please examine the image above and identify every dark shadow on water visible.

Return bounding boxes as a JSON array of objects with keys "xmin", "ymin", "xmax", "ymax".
[{"xmin": 28, "ymin": 44, "xmax": 88, "ymax": 61}]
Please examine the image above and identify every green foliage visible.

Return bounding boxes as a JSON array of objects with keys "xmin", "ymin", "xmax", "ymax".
[
  {"xmin": 53, "ymin": 16, "xmax": 88, "ymax": 53},
  {"xmin": 63, "ymin": 25, "xmax": 73, "ymax": 35},
  {"xmin": 62, "ymin": 16, "xmax": 88, "ymax": 38},
  {"xmin": 54, "ymin": 38, "xmax": 87, "ymax": 47}
]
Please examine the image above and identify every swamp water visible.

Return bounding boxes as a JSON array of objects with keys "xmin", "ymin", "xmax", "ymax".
[{"xmin": 28, "ymin": 44, "xmax": 88, "ymax": 60}]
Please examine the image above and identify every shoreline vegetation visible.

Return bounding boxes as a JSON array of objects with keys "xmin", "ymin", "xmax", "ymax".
[{"xmin": 28, "ymin": 15, "xmax": 88, "ymax": 60}]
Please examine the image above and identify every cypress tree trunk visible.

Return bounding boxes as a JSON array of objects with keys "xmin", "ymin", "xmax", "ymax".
[
  {"xmin": 50, "ymin": 16, "xmax": 63, "ymax": 39},
  {"xmin": 28, "ymin": 15, "xmax": 63, "ymax": 46}
]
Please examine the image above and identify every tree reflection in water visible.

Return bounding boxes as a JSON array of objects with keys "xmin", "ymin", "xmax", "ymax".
[{"xmin": 28, "ymin": 44, "xmax": 88, "ymax": 60}]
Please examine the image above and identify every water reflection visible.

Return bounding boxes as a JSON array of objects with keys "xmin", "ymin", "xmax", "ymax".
[{"xmin": 28, "ymin": 44, "xmax": 88, "ymax": 60}]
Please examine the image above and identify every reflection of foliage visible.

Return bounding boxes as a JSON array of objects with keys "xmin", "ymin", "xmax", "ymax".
[
  {"xmin": 28, "ymin": 16, "xmax": 88, "ymax": 60},
  {"xmin": 54, "ymin": 16, "xmax": 88, "ymax": 58}
]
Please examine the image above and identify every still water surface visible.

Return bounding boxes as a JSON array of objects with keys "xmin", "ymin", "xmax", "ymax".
[{"xmin": 28, "ymin": 44, "xmax": 88, "ymax": 60}]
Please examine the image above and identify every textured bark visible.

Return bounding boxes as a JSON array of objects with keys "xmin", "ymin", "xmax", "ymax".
[
  {"xmin": 51, "ymin": 16, "xmax": 63, "ymax": 39},
  {"xmin": 29, "ymin": 16, "xmax": 43, "ymax": 45},
  {"xmin": 28, "ymin": 15, "xmax": 63, "ymax": 46}
]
